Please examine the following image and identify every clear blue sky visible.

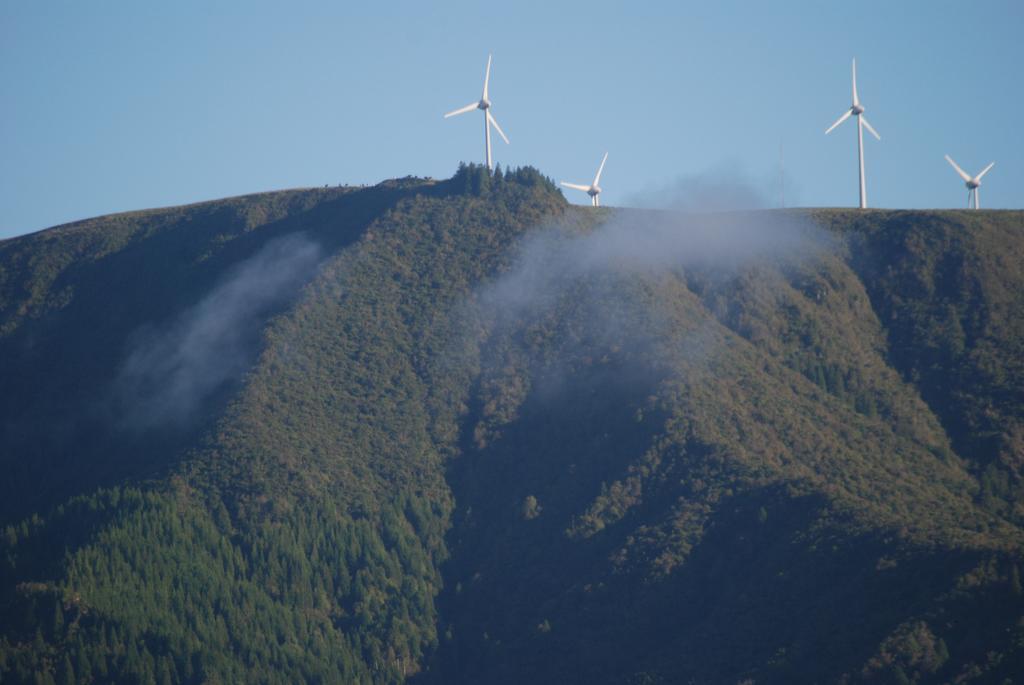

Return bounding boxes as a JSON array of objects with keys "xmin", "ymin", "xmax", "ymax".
[{"xmin": 2, "ymin": 1, "xmax": 1022, "ymax": 238}]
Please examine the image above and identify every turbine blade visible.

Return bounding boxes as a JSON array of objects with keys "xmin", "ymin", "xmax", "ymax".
[
  {"xmin": 825, "ymin": 109, "xmax": 853, "ymax": 134},
  {"xmin": 593, "ymin": 152, "xmax": 609, "ymax": 186},
  {"xmin": 444, "ymin": 102, "xmax": 479, "ymax": 118},
  {"xmin": 852, "ymin": 58, "xmax": 859, "ymax": 107},
  {"xmin": 560, "ymin": 182, "xmax": 591, "ymax": 192},
  {"xmin": 976, "ymin": 161, "xmax": 995, "ymax": 180},
  {"xmin": 483, "ymin": 54, "xmax": 492, "ymax": 100},
  {"xmin": 944, "ymin": 155, "xmax": 971, "ymax": 182},
  {"xmin": 488, "ymin": 111, "xmax": 510, "ymax": 144},
  {"xmin": 861, "ymin": 116, "xmax": 881, "ymax": 141}
]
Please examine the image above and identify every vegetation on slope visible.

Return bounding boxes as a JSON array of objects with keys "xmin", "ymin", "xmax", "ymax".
[
  {"xmin": 0, "ymin": 170, "xmax": 1022, "ymax": 684},
  {"xmin": 821, "ymin": 210, "xmax": 1024, "ymax": 520},
  {"xmin": 1, "ymin": 165, "xmax": 568, "ymax": 683},
  {"xmin": 422, "ymin": 208, "xmax": 1024, "ymax": 684},
  {"xmin": 0, "ymin": 182, "xmax": 415, "ymax": 521}
]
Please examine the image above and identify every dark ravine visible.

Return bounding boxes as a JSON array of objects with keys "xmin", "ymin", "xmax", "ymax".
[{"xmin": 1, "ymin": 166, "xmax": 1022, "ymax": 684}]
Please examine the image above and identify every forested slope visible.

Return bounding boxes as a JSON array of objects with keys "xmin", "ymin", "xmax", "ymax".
[{"xmin": 0, "ymin": 167, "xmax": 1022, "ymax": 684}]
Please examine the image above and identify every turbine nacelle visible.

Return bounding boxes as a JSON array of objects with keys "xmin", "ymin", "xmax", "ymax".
[
  {"xmin": 852, "ymin": 104, "xmax": 865, "ymax": 115},
  {"xmin": 945, "ymin": 155, "xmax": 995, "ymax": 210},
  {"xmin": 589, "ymin": 186, "xmax": 601, "ymax": 197},
  {"xmin": 478, "ymin": 98, "xmax": 491, "ymax": 110}
]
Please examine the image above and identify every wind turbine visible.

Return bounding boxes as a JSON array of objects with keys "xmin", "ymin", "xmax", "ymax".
[
  {"xmin": 945, "ymin": 155, "xmax": 994, "ymax": 210},
  {"xmin": 443, "ymin": 54, "xmax": 510, "ymax": 171},
  {"xmin": 825, "ymin": 59, "xmax": 881, "ymax": 209},
  {"xmin": 561, "ymin": 152, "xmax": 608, "ymax": 207}
]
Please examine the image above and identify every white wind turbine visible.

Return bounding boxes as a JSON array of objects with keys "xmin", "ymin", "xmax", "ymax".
[
  {"xmin": 561, "ymin": 152, "xmax": 608, "ymax": 207},
  {"xmin": 443, "ymin": 54, "xmax": 510, "ymax": 170},
  {"xmin": 825, "ymin": 59, "xmax": 881, "ymax": 209},
  {"xmin": 944, "ymin": 155, "xmax": 994, "ymax": 210}
]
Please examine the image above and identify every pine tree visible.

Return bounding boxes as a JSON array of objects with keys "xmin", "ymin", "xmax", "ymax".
[
  {"xmin": 59, "ymin": 654, "xmax": 75, "ymax": 685},
  {"xmin": 51, "ymin": 600, "xmax": 64, "ymax": 636},
  {"xmin": 75, "ymin": 642, "xmax": 92, "ymax": 682}
]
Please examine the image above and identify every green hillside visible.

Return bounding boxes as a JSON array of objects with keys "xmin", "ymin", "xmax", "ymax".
[{"xmin": 1, "ymin": 166, "xmax": 1022, "ymax": 684}]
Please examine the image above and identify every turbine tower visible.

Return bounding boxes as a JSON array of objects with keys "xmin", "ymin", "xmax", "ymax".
[
  {"xmin": 945, "ymin": 155, "xmax": 995, "ymax": 210},
  {"xmin": 444, "ymin": 54, "xmax": 510, "ymax": 171},
  {"xmin": 825, "ymin": 59, "xmax": 881, "ymax": 209},
  {"xmin": 561, "ymin": 152, "xmax": 608, "ymax": 207}
]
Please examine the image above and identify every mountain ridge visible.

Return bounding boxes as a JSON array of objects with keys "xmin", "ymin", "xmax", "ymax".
[{"xmin": 1, "ymin": 166, "xmax": 1022, "ymax": 684}]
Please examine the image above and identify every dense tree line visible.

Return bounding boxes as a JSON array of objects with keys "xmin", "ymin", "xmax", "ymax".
[{"xmin": 1, "ymin": 487, "xmax": 450, "ymax": 683}]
